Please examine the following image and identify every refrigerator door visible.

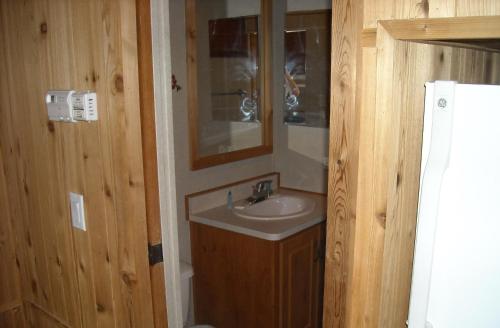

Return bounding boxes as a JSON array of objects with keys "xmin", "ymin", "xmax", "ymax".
[{"xmin": 408, "ymin": 81, "xmax": 500, "ymax": 328}]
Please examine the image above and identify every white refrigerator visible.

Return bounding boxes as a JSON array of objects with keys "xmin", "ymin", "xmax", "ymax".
[{"xmin": 408, "ymin": 81, "xmax": 500, "ymax": 328}]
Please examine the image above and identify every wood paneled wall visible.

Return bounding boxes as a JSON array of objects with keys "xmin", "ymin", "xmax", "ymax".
[
  {"xmin": 0, "ymin": 1, "xmax": 156, "ymax": 327},
  {"xmin": 324, "ymin": 0, "xmax": 500, "ymax": 327}
]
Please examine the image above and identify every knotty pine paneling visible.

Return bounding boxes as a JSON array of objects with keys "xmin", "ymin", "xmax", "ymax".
[
  {"xmin": 0, "ymin": 0, "xmax": 155, "ymax": 327},
  {"xmin": 325, "ymin": 0, "xmax": 500, "ymax": 327}
]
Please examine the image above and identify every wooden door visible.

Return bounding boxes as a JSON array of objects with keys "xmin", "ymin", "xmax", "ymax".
[
  {"xmin": 279, "ymin": 224, "xmax": 325, "ymax": 328},
  {"xmin": 0, "ymin": 0, "xmax": 166, "ymax": 326}
]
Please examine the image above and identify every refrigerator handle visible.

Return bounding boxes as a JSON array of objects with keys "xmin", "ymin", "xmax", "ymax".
[{"xmin": 407, "ymin": 81, "xmax": 457, "ymax": 327}]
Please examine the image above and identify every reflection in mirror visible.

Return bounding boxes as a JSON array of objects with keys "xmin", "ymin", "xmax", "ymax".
[
  {"xmin": 187, "ymin": 0, "xmax": 272, "ymax": 170},
  {"xmin": 283, "ymin": 4, "xmax": 331, "ymax": 127}
]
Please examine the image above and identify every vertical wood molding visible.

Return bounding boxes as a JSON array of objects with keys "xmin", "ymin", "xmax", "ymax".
[
  {"xmin": 348, "ymin": 46, "xmax": 381, "ymax": 328},
  {"xmin": 185, "ymin": 0, "xmax": 200, "ymax": 169},
  {"xmin": 261, "ymin": 0, "xmax": 274, "ymax": 148},
  {"xmin": 137, "ymin": 0, "xmax": 162, "ymax": 249},
  {"xmin": 323, "ymin": 0, "xmax": 363, "ymax": 327},
  {"xmin": 377, "ymin": 39, "xmax": 430, "ymax": 327}
]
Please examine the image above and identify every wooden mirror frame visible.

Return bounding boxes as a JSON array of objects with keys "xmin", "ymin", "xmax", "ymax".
[{"xmin": 185, "ymin": 0, "xmax": 273, "ymax": 170}]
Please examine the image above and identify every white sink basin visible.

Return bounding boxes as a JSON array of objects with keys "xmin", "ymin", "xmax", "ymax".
[{"xmin": 233, "ymin": 194, "xmax": 315, "ymax": 220}]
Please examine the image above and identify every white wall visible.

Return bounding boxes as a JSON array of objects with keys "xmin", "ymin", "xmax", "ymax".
[
  {"xmin": 226, "ymin": 0, "xmax": 260, "ymax": 17},
  {"xmin": 287, "ymin": 0, "xmax": 331, "ymax": 11},
  {"xmin": 277, "ymin": 125, "xmax": 329, "ymax": 192}
]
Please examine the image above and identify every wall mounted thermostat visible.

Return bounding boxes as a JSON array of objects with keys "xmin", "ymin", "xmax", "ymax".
[{"xmin": 46, "ymin": 90, "xmax": 98, "ymax": 122}]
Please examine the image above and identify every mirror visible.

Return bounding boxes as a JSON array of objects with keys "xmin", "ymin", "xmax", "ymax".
[
  {"xmin": 186, "ymin": 0, "xmax": 272, "ymax": 170},
  {"xmin": 283, "ymin": 3, "xmax": 331, "ymax": 127}
]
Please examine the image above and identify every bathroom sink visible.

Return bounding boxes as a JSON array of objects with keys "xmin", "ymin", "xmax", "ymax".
[{"xmin": 233, "ymin": 194, "xmax": 315, "ymax": 220}]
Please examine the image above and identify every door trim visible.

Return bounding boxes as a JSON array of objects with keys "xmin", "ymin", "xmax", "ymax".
[{"xmin": 149, "ymin": 0, "xmax": 184, "ymax": 327}]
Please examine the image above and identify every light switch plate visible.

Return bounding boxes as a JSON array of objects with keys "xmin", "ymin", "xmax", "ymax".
[{"xmin": 69, "ymin": 192, "xmax": 86, "ymax": 231}]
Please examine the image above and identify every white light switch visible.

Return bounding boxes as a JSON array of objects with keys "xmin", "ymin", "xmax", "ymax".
[{"xmin": 70, "ymin": 192, "xmax": 86, "ymax": 231}]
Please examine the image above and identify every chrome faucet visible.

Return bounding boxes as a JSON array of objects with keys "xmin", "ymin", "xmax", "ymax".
[{"xmin": 247, "ymin": 180, "xmax": 273, "ymax": 205}]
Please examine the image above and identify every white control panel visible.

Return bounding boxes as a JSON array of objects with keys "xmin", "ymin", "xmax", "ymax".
[
  {"xmin": 69, "ymin": 192, "xmax": 86, "ymax": 231},
  {"xmin": 46, "ymin": 90, "xmax": 97, "ymax": 122}
]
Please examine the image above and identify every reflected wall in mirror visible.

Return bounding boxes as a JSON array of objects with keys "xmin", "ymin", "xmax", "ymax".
[
  {"xmin": 186, "ymin": 0, "xmax": 272, "ymax": 170},
  {"xmin": 283, "ymin": 2, "xmax": 331, "ymax": 127}
]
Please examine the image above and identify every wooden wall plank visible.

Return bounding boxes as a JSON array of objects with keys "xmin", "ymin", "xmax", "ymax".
[
  {"xmin": 2, "ymin": 1, "xmax": 56, "ymax": 314},
  {"xmin": 455, "ymin": 0, "xmax": 500, "ymax": 16},
  {"xmin": 43, "ymin": 1, "xmax": 85, "ymax": 326},
  {"xmin": 31, "ymin": 1, "xmax": 60, "ymax": 317},
  {"xmin": 0, "ymin": 154, "xmax": 25, "ymax": 327},
  {"xmin": 68, "ymin": 1, "xmax": 125, "ymax": 326},
  {"xmin": 348, "ymin": 46, "xmax": 383, "ymax": 328},
  {"xmin": 352, "ymin": 56, "xmax": 378, "ymax": 328},
  {"xmin": 65, "ymin": 1, "xmax": 100, "ymax": 327},
  {"xmin": 0, "ymin": 131, "xmax": 22, "ymax": 321},
  {"xmin": 0, "ymin": 1, "xmax": 36, "ymax": 314},
  {"xmin": 322, "ymin": 0, "xmax": 363, "ymax": 327},
  {"xmin": 393, "ymin": 0, "xmax": 431, "ymax": 20},
  {"xmin": 428, "ymin": 0, "xmax": 456, "ymax": 17},
  {"xmin": 32, "ymin": 1, "xmax": 82, "ymax": 323}
]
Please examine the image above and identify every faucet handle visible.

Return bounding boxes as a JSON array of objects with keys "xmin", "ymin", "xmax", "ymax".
[{"xmin": 255, "ymin": 180, "xmax": 273, "ymax": 193}]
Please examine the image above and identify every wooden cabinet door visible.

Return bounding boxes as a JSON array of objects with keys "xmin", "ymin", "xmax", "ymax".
[
  {"xmin": 190, "ymin": 222, "xmax": 279, "ymax": 328},
  {"xmin": 279, "ymin": 224, "xmax": 325, "ymax": 328}
]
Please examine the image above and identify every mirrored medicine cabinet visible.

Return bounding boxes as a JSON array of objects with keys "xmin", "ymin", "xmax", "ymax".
[
  {"xmin": 186, "ymin": 0, "xmax": 272, "ymax": 170},
  {"xmin": 186, "ymin": 0, "xmax": 331, "ymax": 170}
]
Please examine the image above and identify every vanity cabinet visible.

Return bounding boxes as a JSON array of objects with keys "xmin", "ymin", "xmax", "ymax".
[{"xmin": 190, "ymin": 221, "xmax": 325, "ymax": 328}]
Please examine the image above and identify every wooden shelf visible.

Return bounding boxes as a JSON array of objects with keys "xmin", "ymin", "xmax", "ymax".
[{"xmin": 369, "ymin": 16, "xmax": 500, "ymax": 52}]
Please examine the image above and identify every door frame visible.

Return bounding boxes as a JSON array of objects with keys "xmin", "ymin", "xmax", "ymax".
[
  {"xmin": 150, "ymin": 0, "xmax": 184, "ymax": 325},
  {"xmin": 137, "ymin": 0, "xmax": 184, "ymax": 327}
]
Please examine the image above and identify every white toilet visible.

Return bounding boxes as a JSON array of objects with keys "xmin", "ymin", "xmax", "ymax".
[{"xmin": 180, "ymin": 261, "xmax": 215, "ymax": 328}]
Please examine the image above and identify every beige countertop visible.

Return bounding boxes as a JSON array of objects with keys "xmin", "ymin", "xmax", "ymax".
[{"xmin": 190, "ymin": 188, "xmax": 326, "ymax": 241}]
